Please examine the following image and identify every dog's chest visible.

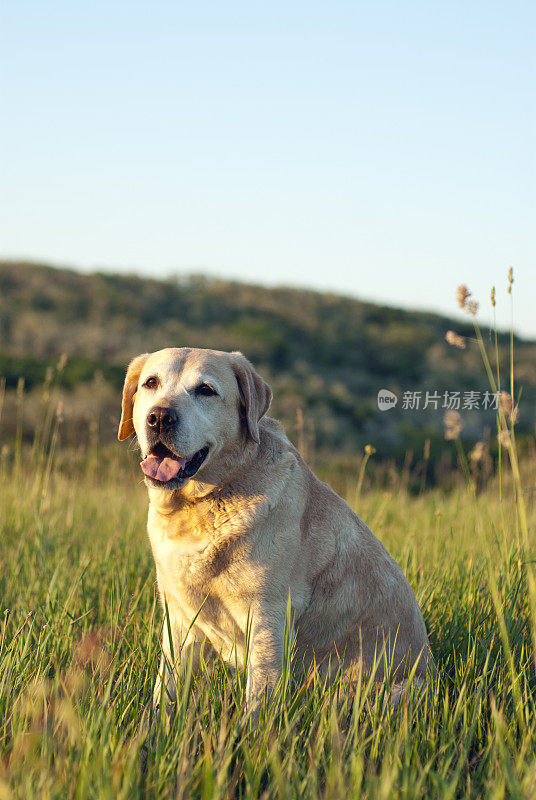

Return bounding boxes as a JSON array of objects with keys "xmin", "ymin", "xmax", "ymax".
[
  {"xmin": 148, "ymin": 504, "xmax": 255, "ymax": 654},
  {"xmin": 150, "ymin": 515, "xmax": 225, "ymax": 588}
]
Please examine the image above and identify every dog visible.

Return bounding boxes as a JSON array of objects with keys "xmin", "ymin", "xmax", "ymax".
[{"xmin": 118, "ymin": 347, "xmax": 431, "ymax": 714}]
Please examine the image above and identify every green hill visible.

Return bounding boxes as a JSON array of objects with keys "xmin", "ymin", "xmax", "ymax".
[{"xmin": 1, "ymin": 261, "xmax": 534, "ymax": 477}]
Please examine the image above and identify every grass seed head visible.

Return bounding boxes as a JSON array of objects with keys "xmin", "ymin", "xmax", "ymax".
[
  {"xmin": 423, "ymin": 438, "xmax": 430, "ymax": 460},
  {"xmin": 456, "ymin": 285, "xmax": 479, "ymax": 316},
  {"xmin": 466, "ymin": 299, "xmax": 479, "ymax": 316},
  {"xmin": 456, "ymin": 285, "xmax": 471, "ymax": 310},
  {"xmin": 469, "ymin": 441, "xmax": 487, "ymax": 463},
  {"xmin": 74, "ymin": 629, "xmax": 111, "ymax": 674},
  {"xmin": 445, "ymin": 330, "xmax": 466, "ymax": 349},
  {"xmin": 498, "ymin": 429, "xmax": 512, "ymax": 449},
  {"xmin": 444, "ymin": 410, "xmax": 462, "ymax": 441},
  {"xmin": 498, "ymin": 391, "xmax": 517, "ymax": 423}
]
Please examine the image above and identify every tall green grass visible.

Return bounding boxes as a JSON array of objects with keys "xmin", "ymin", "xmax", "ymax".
[
  {"xmin": 1, "ymin": 275, "xmax": 535, "ymax": 799},
  {"xmin": 1, "ymin": 439, "xmax": 535, "ymax": 798}
]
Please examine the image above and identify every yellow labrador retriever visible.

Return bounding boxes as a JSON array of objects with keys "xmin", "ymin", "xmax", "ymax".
[{"xmin": 118, "ymin": 347, "xmax": 431, "ymax": 713}]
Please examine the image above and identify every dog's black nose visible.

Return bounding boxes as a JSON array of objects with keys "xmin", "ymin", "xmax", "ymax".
[{"xmin": 146, "ymin": 406, "xmax": 178, "ymax": 431}]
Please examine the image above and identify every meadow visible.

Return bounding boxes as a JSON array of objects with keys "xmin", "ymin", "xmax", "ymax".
[
  {"xmin": 2, "ymin": 273, "xmax": 536, "ymax": 798},
  {"xmin": 1, "ymin": 431, "xmax": 536, "ymax": 799}
]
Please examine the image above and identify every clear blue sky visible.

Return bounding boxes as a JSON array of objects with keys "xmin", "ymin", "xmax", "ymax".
[{"xmin": 1, "ymin": 1, "xmax": 534, "ymax": 336}]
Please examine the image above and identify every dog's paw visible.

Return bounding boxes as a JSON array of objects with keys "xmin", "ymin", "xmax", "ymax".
[{"xmin": 388, "ymin": 676, "xmax": 427, "ymax": 714}]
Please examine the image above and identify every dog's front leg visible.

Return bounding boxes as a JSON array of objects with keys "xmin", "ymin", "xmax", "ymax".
[
  {"xmin": 246, "ymin": 602, "xmax": 288, "ymax": 720},
  {"xmin": 153, "ymin": 621, "xmax": 209, "ymax": 710},
  {"xmin": 153, "ymin": 620, "xmax": 182, "ymax": 711}
]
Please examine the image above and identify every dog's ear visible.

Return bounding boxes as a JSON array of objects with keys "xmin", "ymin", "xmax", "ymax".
[
  {"xmin": 118, "ymin": 353, "xmax": 150, "ymax": 441},
  {"xmin": 230, "ymin": 351, "xmax": 272, "ymax": 444}
]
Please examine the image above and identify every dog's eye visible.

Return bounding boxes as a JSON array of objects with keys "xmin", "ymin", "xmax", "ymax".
[
  {"xmin": 143, "ymin": 376, "xmax": 158, "ymax": 389},
  {"xmin": 195, "ymin": 382, "xmax": 218, "ymax": 397}
]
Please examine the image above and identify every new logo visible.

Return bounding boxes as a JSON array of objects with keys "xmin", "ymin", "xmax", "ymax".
[{"xmin": 377, "ymin": 389, "xmax": 398, "ymax": 411}]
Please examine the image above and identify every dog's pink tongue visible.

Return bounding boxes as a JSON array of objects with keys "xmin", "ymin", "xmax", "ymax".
[{"xmin": 140, "ymin": 452, "xmax": 187, "ymax": 482}]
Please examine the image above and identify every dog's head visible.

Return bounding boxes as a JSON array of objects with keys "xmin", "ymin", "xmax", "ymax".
[{"xmin": 118, "ymin": 348, "xmax": 272, "ymax": 492}]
